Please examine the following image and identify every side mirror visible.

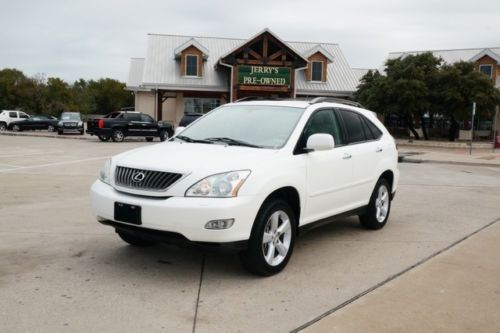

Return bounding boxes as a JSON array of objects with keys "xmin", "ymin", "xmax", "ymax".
[
  {"xmin": 174, "ymin": 126, "xmax": 185, "ymax": 136},
  {"xmin": 306, "ymin": 133, "xmax": 335, "ymax": 152}
]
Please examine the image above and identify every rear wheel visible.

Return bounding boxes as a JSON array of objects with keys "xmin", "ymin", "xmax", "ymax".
[
  {"xmin": 239, "ymin": 199, "xmax": 296, "ymax": 276},
  {"xmin": 47, "ymin": 125, "xmax": 55, "ymax": 132},
  {"xmin": 117, "ymin": 230, "xmax": 155, "ymax": 247},
  {"xmin": 111, "ymin": 129, "xmax": 125, "ymax": 142},
  {"xmin": 359, "ymin": 179, "xmax": 391, "ymax": 230},
  {"xmin": 0, "ymin": 122, "xmax": 7, "ymax": 131},
  {"xmin": 159, "ymin": 129, "xmax": 168, "ymax": 142},
  {"xmin": 98, "ymin": 135, "xmax": 110, "ymax": 142},
  {"xmin": 146, "ymin": 137, "xmax": 154, "ymax": 142}
]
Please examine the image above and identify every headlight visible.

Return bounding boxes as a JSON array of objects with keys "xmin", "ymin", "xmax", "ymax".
[
  {"xmin": 78, "ymin": 121, "xmax": 83, "ymax": 126},
  {"xmin": 185, "ymin": 170, "xmax": 251, "ymax": 197},
  {"xmin": 58, "ymin": 121, "xmax": 63, "ymax": 126},
  {"xmin": 99, "ymin": 159, "xmax": 111, "ymax": 185}
]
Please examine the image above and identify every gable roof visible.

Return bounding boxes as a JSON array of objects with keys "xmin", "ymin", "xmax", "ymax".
[
  {"xmin": 303, "ymin": 44, "xmax": 335, "ymax": 63},
  {"xmin": 126, "ymin": 58, "xmax": 145, "ymax": 89},
  {"xmin": 134, "ymin": 32, "xmax": 358, "ymax": 95},
  {"xmin": 469, "ymin": 48, "xmax": 500, "ymax": 64},
  {"xmin": 174, "ymin": 38, "xmax": 210, "ymax": 59}
]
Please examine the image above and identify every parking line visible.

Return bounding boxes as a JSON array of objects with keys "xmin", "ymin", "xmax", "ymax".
[
  {"xmin": 0, "ymin": 150, "xmax": 63, "ymax": 158},
  {"xmin": 0, "ymin": 156, "xmax": 109, "ymax": 173}
]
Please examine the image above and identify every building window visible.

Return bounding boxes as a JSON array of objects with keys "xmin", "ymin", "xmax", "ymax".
[
  {"xmin": 311, "ymin": 61, "xmax": 323, "ymax": 81},
  {"xmin": 184, "ymin": 98, "xmax": 220, "ymax": 113},
  {"xmin": 185, "ymin": 55, "xmax": 198, "ymax": 76},
  {"xmin": 479, "ymin": 64, "xmax": 493, "ymax": 78}
]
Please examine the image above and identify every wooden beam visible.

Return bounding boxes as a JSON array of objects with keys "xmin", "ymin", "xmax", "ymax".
[
  {"xmin": 263, "ymin": 35, "xmax": 268, "ymax": 57},
  {"xmin": 268, "ymin": 50, "xmax": 283, "ymax": 61},
  {"xmin": 248, "ymin": 49, "xmax": 262, "ymax": 60}
]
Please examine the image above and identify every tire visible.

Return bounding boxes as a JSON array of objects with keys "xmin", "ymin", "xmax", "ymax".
[
  {"xmin": 359, "ymin": 178, "xmax": 392, "ymax": 230},
  {"xmin": 12, "ymin": 125, "xmax": 21, "ymax": 132},
  {"xmin": 159, "ymin": 129, "xmax": 168, "ymax": 142},
  {"xmin": 239, "ymin": 199, "xmax": 296, "ymax": 276},
  {"xmin": 146, "ymin": 137, "xmax": 154, "ymax": 142},
  {"xmin": 117, "ymin": 230, "xmax": 155, "ymax": 247},
  {"xmin": 0, "ymin": 122, "xmax": 6, "ymax": 131},
  {"xmin": 111, "ymin": 129, "xmax": 125, "ymax": 142},
  {"xmin": 57, "ymin": 130, "xmax": 63, "ymax": 135},
  {"xmin": 98, "ymin": 135, "xmax": 110, "ymax": 142},
  {"xmin": 79, "ymin": 130, "xmax": 84, "ymax": 135},
  {"xmin": 47, "ymin": 125, "xmax": 55, "ymax": 132}
]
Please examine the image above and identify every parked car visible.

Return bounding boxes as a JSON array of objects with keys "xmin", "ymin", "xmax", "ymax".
[
  {"xmin": 90, "ymin": 98, "xmax": 399, "ymax": 276},
  {"xmin": 7, "ymin": 115, "xmax": 58, "ymax": 132},
  {"xmin": 57, "ymin": 112, "xmax": 84, "ymax": 135},
  {"xmin": 86, "ymin": 111, "xmax": 173, "ymax": 142},
  {"xmin": 0, "ymin": 110, "xmax": 30, "ymax": 131},
  {"xmin": 179, "ymin": 113, "xmax": 203, "ymax": 127}
]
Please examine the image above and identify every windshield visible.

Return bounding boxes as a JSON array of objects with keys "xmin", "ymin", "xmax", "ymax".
[
  {"xmin": 178, "ymin": 105, "xmax": 305, "ymax": 149},
  {"xmin": 60, "ymin": 113, "xmax": 81, "ymax": 121}
]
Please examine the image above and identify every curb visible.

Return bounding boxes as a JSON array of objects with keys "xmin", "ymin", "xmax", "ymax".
[
  {"xmin": 0, "ymin": 131, "xmax": 92, "ymax": 141},
  {"xmin": 400, "ymin": 156, "xmax": 500, "ymax": 168}
]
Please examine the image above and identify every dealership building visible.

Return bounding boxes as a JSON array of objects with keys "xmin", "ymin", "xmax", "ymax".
[{"xmin": 126, "ymin": 29, "xmax": 360, "ymax": 124}]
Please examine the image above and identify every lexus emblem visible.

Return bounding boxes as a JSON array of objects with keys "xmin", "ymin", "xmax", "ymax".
[{"xmin": 131, "ymin": 172, "xmax": 145, "ymax": 182}]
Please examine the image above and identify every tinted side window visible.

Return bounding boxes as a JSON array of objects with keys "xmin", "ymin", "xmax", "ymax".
[
  {"xmin": 364, "ymin": 117, "xmax": 383, "ymax": 140},
  {"xmin": 340, "ymin": 110, "xmax": 366, "ymax": 143},
  {"xmin": 9, "ymin": 112, "xmax": 17, "ymax": 118},
  {"xmin": 126, "ymin": 113, "xmax": 141, "ymax": 121},
  {"xmin": 140, "ymin": 114, "xmax": 154, "ymax": 123},
  {"xmin": 360, "ymin": 117, "xmax": 375, "ymax": 140},
  {"xmin": 296, "ymin": 109, "xmax": 344, "ymax": 153}
]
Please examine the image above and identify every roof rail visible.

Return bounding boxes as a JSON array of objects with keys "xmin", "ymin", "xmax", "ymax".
[{"xmin": 309, "ymin": 97, "xmax": 364, "ymax": 108}]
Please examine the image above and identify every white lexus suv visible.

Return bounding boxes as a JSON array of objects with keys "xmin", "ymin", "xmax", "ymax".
[{"xmin": 90, "ymin": 98, "xmax": 399, "ymax": 276}]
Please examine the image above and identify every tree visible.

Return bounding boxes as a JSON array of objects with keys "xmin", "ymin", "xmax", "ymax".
[
  {"xmin": 0, "ymin": 68, "xmax": 32, "ymax": 111},
  {"xmin": 87, "ymin": 78, "xmax": 133, "ymax": 115}
]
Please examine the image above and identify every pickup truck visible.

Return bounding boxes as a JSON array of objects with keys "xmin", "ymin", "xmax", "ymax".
[
  {"xmin": 0, "ymin": 110, "xmax": 31, "ymax": 131},
  {"xmin": 86, "ymin": 111, "xmax": 173, "ymax": 142}
]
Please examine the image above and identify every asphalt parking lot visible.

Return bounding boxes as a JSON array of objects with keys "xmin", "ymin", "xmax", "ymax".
[{"xmin": 1, "ymin": 135, "xmax": 500, "ymax": 332}]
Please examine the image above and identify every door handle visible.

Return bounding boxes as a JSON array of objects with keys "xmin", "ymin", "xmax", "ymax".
[
  {"xmin": 376, "ymin": 147, "xmax": 383, "ymax": 153},
  {"xmin": 342, "ymin": 153, "xmax": 352, "ymax": 160}
]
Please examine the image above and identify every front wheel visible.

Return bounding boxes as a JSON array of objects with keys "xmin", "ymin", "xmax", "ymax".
[
  {"xmin": 146, "ymin": 137, "xmax": 154, "ymax": 142},
  {"xmin": 359, "ymin": 179, "xmax": 392, "ymax": 230},
  {"xmin": 111, "ymin": 129, "xmax": 125, "ymax": 142},
  {"xmin": 47, "ymin": 125, "xmax": 55, "ymax": 132},
  {"xmin": 12, "ymin": 125, "xmax": 21, "ymax": 132},
  {"xmin": 117, "ymin": 230, "xmax": 155, "ymax": 247},
  {"xmin": 0, "ymin": 123, "xmax": 6, "ymax": 131},
  {"xmin": 239, "ymin": 199, "xmax": 296, "ymax": 276}
]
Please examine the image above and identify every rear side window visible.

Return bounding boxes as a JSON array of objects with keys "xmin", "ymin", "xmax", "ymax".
[
  {"xmin": 340, "ymin": 110, "xmax": 365, "ymax": 143},
  {"xmin": 363, "ymin": 117, "xmax": 383, "ymax": 140},
  {"xmin": 140, "ymin": 114, "xmax": 154, "ymax": 123},
  {"xmin": 9, "ymin": 112, "xmax": 17, "ymax": 118}
]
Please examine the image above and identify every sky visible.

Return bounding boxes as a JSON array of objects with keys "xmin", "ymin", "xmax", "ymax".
[{"xmin": 1, "ymin": 0, "xmax": 499, "ymax": 83}]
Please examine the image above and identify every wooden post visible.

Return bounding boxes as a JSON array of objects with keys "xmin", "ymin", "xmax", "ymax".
[{"xmin": 157, "ymin": 90, "xmax": 163, "ymax": 121}]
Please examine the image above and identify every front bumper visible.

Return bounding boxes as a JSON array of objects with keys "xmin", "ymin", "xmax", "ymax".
[{"xmin": 90, "ymin": 180, "xmax": 264, "ymax": 243}]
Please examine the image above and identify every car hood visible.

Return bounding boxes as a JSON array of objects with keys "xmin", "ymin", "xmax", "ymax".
[{"xmin": 112, "ymin": 141, "xmax": 280, "ymax": 175}]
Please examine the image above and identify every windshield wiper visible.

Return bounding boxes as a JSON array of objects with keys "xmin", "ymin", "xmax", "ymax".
[
  {"xmin": 175, "ymin": 135, "xmax": 213, "ymax": 144},
  {"xmin": 204, "ymin": 137, "xmax": 263, "ymax": 148}
]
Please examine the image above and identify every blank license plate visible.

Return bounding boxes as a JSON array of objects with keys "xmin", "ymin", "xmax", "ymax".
[{"xmin": 114, "ymin": 202, "xmax": 142, "ymax": 225}]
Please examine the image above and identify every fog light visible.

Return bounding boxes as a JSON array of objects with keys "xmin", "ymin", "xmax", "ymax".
[{"xmin": 205, "ymin": 218, "xmax": 235, "ymax": 230}]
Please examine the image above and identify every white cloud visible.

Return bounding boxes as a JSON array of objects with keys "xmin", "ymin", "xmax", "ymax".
[{"xmin": 1, "ymin": 0, "xmax": 499, "ymax": 82}]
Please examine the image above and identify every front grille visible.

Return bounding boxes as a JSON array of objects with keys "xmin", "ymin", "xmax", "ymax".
[
  {"xmin": 64, "ymin": 122, "xmax": 77, "ymax": 128},
  {"xmin": 115, "ymin": 166, "xmax": 182, "ymax": 191}
]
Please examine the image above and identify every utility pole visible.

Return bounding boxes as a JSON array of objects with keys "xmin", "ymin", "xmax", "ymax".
[{"xmin": 470, "ymin": 102, "xmax": 476, "ymax": 155}]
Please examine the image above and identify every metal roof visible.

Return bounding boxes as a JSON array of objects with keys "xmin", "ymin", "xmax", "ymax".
[
  {"xmin": 131, "ymin": 32, "xmax": 359, "ymax": 95},
  {"xmin": 126, "ymin": 58, "xmax": 145, "ymax": 89},
  {"xmin": 351, "ymin": 68, "xmax": 372, "ymax": 82}
]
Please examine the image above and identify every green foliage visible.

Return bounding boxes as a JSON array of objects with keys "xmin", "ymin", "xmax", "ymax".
[
  {"xmin": 355, "ymin": 53, "xmax": 499, "ymax": 134},
  {"xmin": 0, "ymin": 68, "xmax": 133, "ymax": 116}
]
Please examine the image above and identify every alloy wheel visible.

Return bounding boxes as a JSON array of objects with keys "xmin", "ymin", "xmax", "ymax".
[
  {"xmin": 375, "ymin": 184, "xmax": 389, "ymax": 222},
  {"xmin": 262, "ymin": 210, "xmax": 292, "ymax": 266}
]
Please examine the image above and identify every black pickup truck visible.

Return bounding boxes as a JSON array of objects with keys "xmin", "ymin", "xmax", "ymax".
[{"xmin": 86, "ymin": 111, "xmax": 173, "ymax": 142}]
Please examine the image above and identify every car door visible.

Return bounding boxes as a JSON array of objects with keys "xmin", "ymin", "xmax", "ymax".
[
  {"xmin": 298, "ymin": 109, "xmax": 355, "ymax": 223},
  {"xmin": 337, "ymin": 109, "xmax": 377, "ymax": 207},
  {"xmin": 139, "ymin": 114, "xmax": 157, "ymax": 136},
  {"xmin": 125, "ymin": 113, "xmax": 142, "ymax": 136}
]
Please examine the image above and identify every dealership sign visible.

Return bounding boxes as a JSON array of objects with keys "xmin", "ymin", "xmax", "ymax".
[{"xmin": 238, "ymin": 65, "xmax": 291, "ymax": 86}]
